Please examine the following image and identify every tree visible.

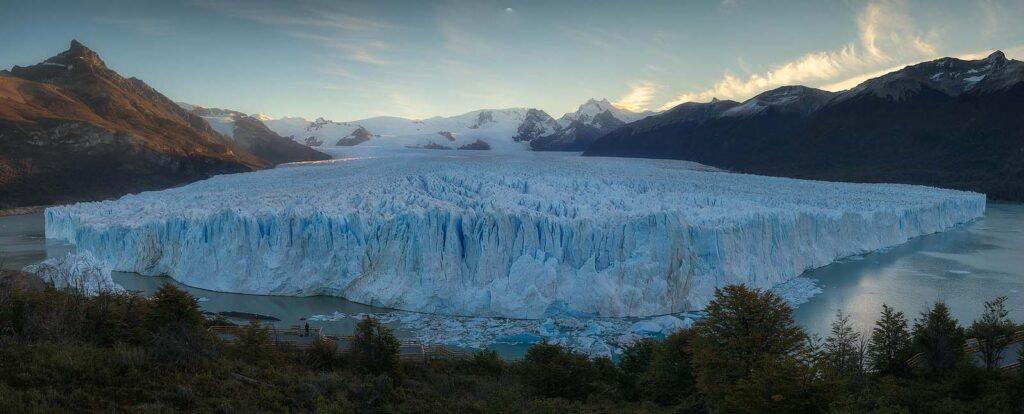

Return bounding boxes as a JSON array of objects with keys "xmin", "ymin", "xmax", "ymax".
[
  {"xmin": 820, "ymin": 310, "xmax": 865, "ymax": 382},
  {"xmin": 692, "ymin": 284, "xmax": 815, "ymax": 411},
  {"xmin": 617, "ymin": 338, "xmax": 656, "ymax": 400},
  {"xmin": 642, "ymin": 330, "xmax": 699, "ymax": 406},
  {"xmin": 144, "ymin": 283, "xmax": 203, "ymax": 334},
  {"xmin": 911, "ymin": 302, "xmax": 964, "ymax": 374},
  {"xmin": 347, "ymin": 316, "xmax": 400, "ymax": 377},
  {"xmin": 968, "ymin": 296, "xmax": 1015, "ymax": 371},
  {"xmin": 868, "ymin": 304, "xmax": 912, "ymax": 376},
  {"xmin": 235, "ymin": 320, "xmax": 276, "ymax": 366},
  {"xmin": 520, "ymin": 342, "xmax": 604, "ymax": 400}
]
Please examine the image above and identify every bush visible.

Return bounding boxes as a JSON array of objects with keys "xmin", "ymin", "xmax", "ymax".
[
  {"xmin": 519, "ymin": 342, "xmax": 618, "ymax": 400},
  {"xmin": 346, "ymin": 316, "xmax": 400, "ymax": 377},
  {"xmin": 643, "ymin": 330, "xmax": 699, "ymax": 405},
  {"xmin": 144, "ymin": 283, "xmax": 203, "ymax": 334}
]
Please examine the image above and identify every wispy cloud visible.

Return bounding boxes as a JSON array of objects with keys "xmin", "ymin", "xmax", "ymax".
[
  {"xmin": 659, "ymin": 0, "xmax": 937, "ymax": 109},
  {"xmin": 284, "ymin": 31, "xmax": 391, "ymax": 66},
  {"xmin": 614, "ymin": 82, "xmax": 658, "ymax": 112},
  {"xmin": 95, "ymin": 17, "xmax": 178, "ymax": 36},
  {"xmin": 198, "ymin": 0, "xmax": 397, "ymax": 66}
]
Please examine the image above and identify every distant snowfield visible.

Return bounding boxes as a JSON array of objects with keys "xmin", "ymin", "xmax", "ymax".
[{"xmin": 45, "ymin": 149, "xmax": 985, "ymax": 318}]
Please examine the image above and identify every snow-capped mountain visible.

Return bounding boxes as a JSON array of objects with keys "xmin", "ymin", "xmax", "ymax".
[
  {"xmin": 839, "ymin": 50, "xmax": 1023, "ymax": 102},
  {"xmin": 181, "ymin": 104, "xmax": 329, "ymax": 165},
  {"xmin": 529, "ymin": 98, "xmax": 655, "ymax": 151},
  {"xmin": 256, "ymin": 98, "xmax": 654, "ymax": 152},
  {"xmin": 721, "ymin": 86, "xmax": 834, "ymax": 117},
  {"xmin": 559, "ymin": 98, "xmax": 654, "ymax": 127},
  {"xmin": 262, "ymin": 108, "xmax": 559, "ymax": 151},
  {"xmin": 586, "ymin": 51, "xmax": 1024, "ymax": 201}
]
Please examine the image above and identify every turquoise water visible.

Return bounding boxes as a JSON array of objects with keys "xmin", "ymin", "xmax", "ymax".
[
  {"xmin": 792, "ymin": 203, "xmax": 1024, "ymax": 336},
  {"xmin": 3, "ymin": 203, "xmax": 1022, "ymax": 342}
]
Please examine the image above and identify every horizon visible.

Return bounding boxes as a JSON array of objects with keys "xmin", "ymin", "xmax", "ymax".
[{"xmin": 2, "ymin": 0, "xmax": 1023, "ymax": 121}]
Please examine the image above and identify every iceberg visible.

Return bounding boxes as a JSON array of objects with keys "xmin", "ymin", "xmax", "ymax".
[
  {"xmin": 45, "ymin": 151, "xmax": 985, "ymax": 318},
  {"xmin": 24, "ymin": 251, "xmax": 124, "ymax": 296}
]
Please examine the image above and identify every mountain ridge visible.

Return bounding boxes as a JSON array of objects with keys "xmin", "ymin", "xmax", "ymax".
[
  {"xmin": 0, "ymin": 40, "xmax": 325, "ymax": 208},
  {"xmin": 585, "ymin": 51, "xmax": 1024, "ymax": 200}
]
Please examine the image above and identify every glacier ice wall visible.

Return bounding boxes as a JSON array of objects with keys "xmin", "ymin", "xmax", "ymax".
[{"xmin": 45, "ymin": 152, "xmax": 985, "ymax": 318}]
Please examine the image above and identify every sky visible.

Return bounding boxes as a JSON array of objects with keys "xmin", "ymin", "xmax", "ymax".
[{"xmin": 2, "ymin": 0, "xmax": 1023, "ymax": 121}]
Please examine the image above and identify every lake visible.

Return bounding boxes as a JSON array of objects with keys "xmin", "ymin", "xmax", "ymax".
[{"xmin": 3, "ymin": 202, "xmax": 1022, "ymax": 350}]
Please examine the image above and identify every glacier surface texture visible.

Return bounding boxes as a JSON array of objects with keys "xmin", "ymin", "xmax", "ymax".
[{"xmin": 45, "ymin": 151, "xmax": 985, "ymax": 318}]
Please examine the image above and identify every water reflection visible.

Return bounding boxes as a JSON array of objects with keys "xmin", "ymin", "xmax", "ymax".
[{"xmin": 794, "ymin": 203, "xmax": 1024, "ymax": 336}]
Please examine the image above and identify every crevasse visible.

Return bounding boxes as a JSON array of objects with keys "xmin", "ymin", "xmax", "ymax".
[{"xmin": 45, "ymin": 152, "xmax": 986, "ymax": 318}]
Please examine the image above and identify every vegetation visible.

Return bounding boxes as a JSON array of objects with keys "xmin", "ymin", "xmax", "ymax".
[{"xmin": 1, "ymin": 272, "xmax": 1023, "ymax": 413}]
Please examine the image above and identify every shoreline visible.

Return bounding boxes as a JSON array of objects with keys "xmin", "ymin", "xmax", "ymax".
[{"xmin": 0, "ymin": 205, "xmax": 48, "ymax": 217}]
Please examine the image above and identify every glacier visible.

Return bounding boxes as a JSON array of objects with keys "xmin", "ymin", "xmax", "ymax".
[{"xmin": 44, "ymin": 151, "xmax": 985, "ymax": 318}]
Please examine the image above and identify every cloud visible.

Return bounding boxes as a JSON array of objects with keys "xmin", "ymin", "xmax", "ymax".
[
  {"xmin": 282, "ymin": 31, "xmax": 391, "ymax": 66},
  {"xmin": 659, "ymin": 0, "xmax": 938, "ymax": 110},
  {"xmin": 95, "ymin": 17, "xmax": 178, "ymax": 36},
  {"xmin": 614, "ymin": 82, "xmax": 658, "ymax": 112},
  {"xmin": 199, "ymin": 0, "xmax": 396, "ymax": 66}
]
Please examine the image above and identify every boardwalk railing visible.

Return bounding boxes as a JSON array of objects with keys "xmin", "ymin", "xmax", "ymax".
[
  {"xmin": 909, "ymin": 330, "xmax": 1024, "ymax": 374},
  {"xmin": 209, "ymin": 325, "xmax": 470, "ymax": 361}
]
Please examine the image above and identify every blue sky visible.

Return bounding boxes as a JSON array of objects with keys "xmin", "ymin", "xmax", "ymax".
[{"xmin": 2, "ymin": 0, "xmax": 1022, "ymax": 120}]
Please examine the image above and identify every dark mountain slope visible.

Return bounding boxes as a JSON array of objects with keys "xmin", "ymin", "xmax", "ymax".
[
  {"xmin": 1, "ymin": 41, "xmax": 321, "ymax": 208},
  {"xmin": 585, "ymin": 52, "xmax": 1024, "ymax": 200},
  {"xmin": 189, "ymin": 106, "xmax": 330, "ymax": 164}
]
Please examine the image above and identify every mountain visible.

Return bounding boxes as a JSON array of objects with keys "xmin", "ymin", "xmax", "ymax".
[
  {"xmin": 258, "ymin": 98, "xmax": 653, "ymax": 153},
  {"xmin": 263, "ymin": 108, "xmax": 559, "ymax": 151},
  {"xmin": 532, "ymin": 98, "xmax": 654, "ymax": 151},
  {"xmin": 186, "ymin": 105, "xmax": 329, "ymax": 164},
  {"xmin": 558, "ymin": 98, "xmax": 654, "ymax": 126},
  {"xmin": 335, "ymin": 126, "xmax": 374, "ymax": 146},
  {"xmin": 585, "ymin": 51, "xmax": 1024, "ymax": 201},
  {"xmin": 0, "ymin": 40, "xmax": 268, "ymax": 208}
]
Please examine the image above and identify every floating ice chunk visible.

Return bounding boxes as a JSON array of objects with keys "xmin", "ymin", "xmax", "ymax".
[
  {"xmin": 630, "ymin": 315, "xmax": 692, "ymax": 336},
  {"xmin": 770, "ymin": 277, "xmax": 824, "ymax": 307},
  {"xmin": 23, "ymin": 251, "xmax": 124, "ymax": 296}
]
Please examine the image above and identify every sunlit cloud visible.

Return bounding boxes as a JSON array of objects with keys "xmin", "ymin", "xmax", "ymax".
[
  {"xmin": 659, "ymin": 0, "xmax": 938, "ymax": 110},
  {"xmin": 283, "ymin": 31, "xmax": 390, "ymax": 66},
  {"xmin": 614, "ymin": 82, "xmax": 658, "ymax": 112}
]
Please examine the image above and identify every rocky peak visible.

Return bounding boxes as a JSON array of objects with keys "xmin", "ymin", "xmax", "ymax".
[
  {"xmin": 985, "ymin": 50, "xmax": 1007, "ymax": 65},
  {"xmin": 591, "ymin": 110, "xmax": 626, "ymax": 130},
  {"xmin": 721, "ymin": 86, "xmax": 833, "ymax": 117},
  {"xmin": 64, "ymin": 40, "xmax": 105, "ymax": 68},
  {"xmin": 514, "ymin": 109, "xmax": 560, "ymax": 142},
  {"xmin": 9, "ymin": 40, "xmax": 107, "ymax": 83},
  {"xmin": 838, "ymin": 51, "xmax": 1023, "ymax": 101}
]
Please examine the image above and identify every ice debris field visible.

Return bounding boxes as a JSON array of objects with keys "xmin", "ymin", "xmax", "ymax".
[{"xmin": 45, "ymin": 151, "xmax": 985, "ymax": 319}]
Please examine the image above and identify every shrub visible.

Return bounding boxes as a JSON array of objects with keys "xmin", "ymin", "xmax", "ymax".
[
  {"xmin": 144, "ymin": 283, "xmax": 203, "ymax": 334},
  {"xmin": 346, "ymin": 316, "xmax": 400, "ymax": 377},
  {"xmin": 643, "ymin": 330, "xmax": 698, "ymax": 405},
  {"xmin": 519, "ymin": 342, "xmax": 610, "ymax": 400}
]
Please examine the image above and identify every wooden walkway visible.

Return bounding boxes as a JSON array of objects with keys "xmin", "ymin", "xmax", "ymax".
[
  {"xmin": 209, "ymin": 325, "xmax": 471, "ymax": 362},
  {"xmin": 908, "ymin": 330, "xmax": 1024, "ymax": 374}
]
